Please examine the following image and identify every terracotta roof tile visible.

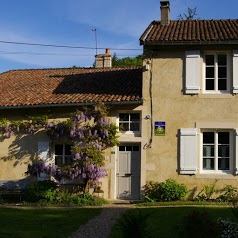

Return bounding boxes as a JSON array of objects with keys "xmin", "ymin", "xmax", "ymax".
[
  {"xmin": 140, "ymin": 19, "xmax": 238, "ymax": 44},
  {"xmin": 0, "ymin": 67, "xmax": 142, "ymax": 108}
]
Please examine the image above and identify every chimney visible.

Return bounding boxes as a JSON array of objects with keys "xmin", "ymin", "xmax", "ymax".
[
  {"xmin": 160, "ymin": 1, "xmax": 170, "ymax": 25},
  {"xmin": 95, "ymin": 48, "xmax": 112, "ymax": 68}
]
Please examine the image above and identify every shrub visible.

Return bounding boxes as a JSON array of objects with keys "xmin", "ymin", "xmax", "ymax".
[
  {"xmin": 26, "ymin": 180, "xmax": 58, "ymax": 202},
  {"xmin": 217, "ymin": 185, "xmax": 238, "ymax": 202},
  {"xmin": 217, "ymin": 218, "xmax": 238, "ymax": 238},
  {"xmin": 144, "ymin": 179, "xmax": 188, "ymax": 202},
  {"xmin": 180, "ymin": 210, "xmax": 220, "ymax": 238}
]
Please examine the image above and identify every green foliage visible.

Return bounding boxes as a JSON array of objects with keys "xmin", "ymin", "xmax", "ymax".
[
  {"xmin": 114, "ymin": 209, "xmax": 153, "ymax": 238},
  {"xmin": 180, "ymin": 210, "xmax": 220, "ymax": 238},
  {"xmin": 195, "ymin": 179, "xmax": 219, "ymax": 201},
  {"xmin": 144, "ymin": 179, "xmax": 188, "ymax": 202},
  {"xmin": 27, "ymin": 180, "xmax": 58, "ymax": 202},
  {"xmin": 217, "ymin": 185, "xmax": 238, "ymax": 202},
  {"xmin": 112, "ymin": 53, "xmax": 142, "ymax": 67}
]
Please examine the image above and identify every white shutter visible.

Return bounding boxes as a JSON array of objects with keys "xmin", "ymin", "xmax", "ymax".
[
  {"xmin": 185, "ymin": 51, "xmax": 201, "ymax": 94},
  {"xmin": 38, "ymin": 141, "xmax": 50, "ymax": 165},
  {"xmin": 180, "ymin": 128, "xmax": 198, "ymax": 174},
  {"xmin": 233, "ymin": 50, "xmax": 238, "ymax": 94},
  {"xmin": 234, "ymin": 129, "xmax": 238, "ymax": 174}
]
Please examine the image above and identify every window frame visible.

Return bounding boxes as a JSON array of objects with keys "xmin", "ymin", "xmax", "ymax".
[
  {"xmin": 200, "ymin": 129, "xmax": 233, "ymax": 174},
  {"xmin": 53, "ymin": 143, "xmax": 73, "ymax": 166},
  {"xmin": 118, "ymin": 112, "xmax": 141, "ymax": 134},
  {"xmin": 203, "ymin": 52, "xmax": 231, "ymax": 94}
]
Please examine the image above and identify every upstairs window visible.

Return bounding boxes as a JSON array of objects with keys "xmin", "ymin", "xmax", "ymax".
[
  {"xmin": 54, "ymin": 144, "xmax": 73, "ymax": 166},
  {"xmin": 204, "ymin": 53, "xmax": 229, "ymax": 93},
  {"xmin": 119, "ymin": 113, "xmax": 140, "ymax": 133}
]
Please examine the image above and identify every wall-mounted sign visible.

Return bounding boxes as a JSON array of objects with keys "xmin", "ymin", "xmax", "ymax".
[{"xmin": 154, "ymin": 121, "xmax": 166, "ymax": 136}]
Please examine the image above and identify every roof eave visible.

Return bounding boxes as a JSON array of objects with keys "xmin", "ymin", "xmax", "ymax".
[
  {"xmin": 141, "ymin": 40, "xmax": 238, "ymax": 46},
  {"xmin": 0, "ymin": 99, "xmax": 143, "ymax": 110}
]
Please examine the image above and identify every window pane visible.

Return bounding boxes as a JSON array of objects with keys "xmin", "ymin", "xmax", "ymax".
[
  {"xmin": 55, "ymin": 144, "xmax": 63, "ymax": 155},
  {"xmin": 218, "ymin": 145, "xmax": 229, "ymax": 157},
  {"xmin": 205, "ymin": 55, "xmax": 214, "ymax": 65},
  {"xmin": 119, "ymin": 113, "xmax": 129, "ymax": 121},
  {"xmin": 65, "ymin": 156, "xmax": 72, "ymax": 165},
  {"xmin": 203, "ymin": 132, "xmax": 214, "ymax": 143},
  {"xmin": 218, "ymin": 132, "xmax": 229, "ymax": 144},
  {"xmin": 218, "ymin": 67, "xmax": 227, "ymax": 78},
  {"xmin": 55, "ymin": 156, "xmax": 63, "ymax": 166},
  {"xmin": 126, "ymin": 146, "xmax": 132, "ymax": 151},
  {"xmin": 218, "ymin": 158, "xmax": 229, "ymax": 170},
  {"xmin": 218, "ymin": 55, "xmax": 227, "ymax": 66},
  {"xmin": 206, "ymin": 79, "xmax": 214, "ymax": 90},
  {"xmin": 119, "ymin": 122, "xmax": 129, "ymax": 131},
  {"xmin": 218, "ymin": 79, "xmax": 227, "ymax": 90},
  {"xmin": 65, "ymin": 144, "xmax": 72, "ymax": 155},
  {"xmin": 130, "ymin": 113, "xmax": 140, "ymax": 120},
  {"xmin": 203, "ymin": 158, "xmax": 214, "ymax": 170},
  {"xmin": 206, "ymin": 67, "xmax": 214, "ymax": 78},
  {"xmin": 119, "ymin": 146, "xmax": 125, "ymax": 151},
  {"xmin": 203, "ymin": 145, "xmax": 214, "ymax": 157},
  {"xmin": 133, "ymin": 146, "xmax": 140, "ymax": 151},
  {"xmin": 130, "ymin": 122, "xmax": 140, "ymax": 131}
]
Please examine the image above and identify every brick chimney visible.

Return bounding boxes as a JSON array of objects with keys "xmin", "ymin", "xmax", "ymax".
[
  {"xmin": 95, "ymin": 48, "xmax": 112, "ymax": 68},
  {"xmin": 160, "ymin": 1, "xmax": 170, "ymax": 25}
]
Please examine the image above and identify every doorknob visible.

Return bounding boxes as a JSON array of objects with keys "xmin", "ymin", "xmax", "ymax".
[{"xmin": 125, "ymin": 173, "xmax": 132, "ymax": 176}]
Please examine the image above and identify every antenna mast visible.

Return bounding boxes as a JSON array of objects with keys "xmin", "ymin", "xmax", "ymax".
[{"xmin": 92, "ymin": 28, "xmax": 97, "ymax": 55}]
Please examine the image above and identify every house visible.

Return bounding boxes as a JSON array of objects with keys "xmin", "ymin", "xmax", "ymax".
[
  {"xmin": 0, "ymin": 49, "xmax": 148, "ymax": 200},
  {"xmin": 140, "ymin": 0, "xmax": 238, "ymax": 194}
]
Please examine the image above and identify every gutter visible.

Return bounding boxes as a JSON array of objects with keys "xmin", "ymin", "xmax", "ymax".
[{"xmin": 0, "ymin": 99, "xmax": 143, "ymax": 110}]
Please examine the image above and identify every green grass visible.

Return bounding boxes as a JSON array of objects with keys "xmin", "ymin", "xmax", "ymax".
[
  {"xmin": 110, "ymin": 206, "xmax": 236, "ymax": 238},
  {"xmin": 0, "ymin": 207, "xmax": 102, "ymax": 238}
]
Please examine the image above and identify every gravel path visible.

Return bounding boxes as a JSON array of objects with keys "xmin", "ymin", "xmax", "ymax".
[{"xmin": 68, "ymin": 204, "xmax": 134, "ymax": 238}]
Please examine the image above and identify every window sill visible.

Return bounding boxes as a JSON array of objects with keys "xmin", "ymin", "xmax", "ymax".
[{"xmin": 196, "ymin": 173, "xmax": 236, "ymax": 179}]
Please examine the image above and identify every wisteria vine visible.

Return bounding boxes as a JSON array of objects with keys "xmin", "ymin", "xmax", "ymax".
[{"xmin": 1, "ymin": 103, "xmax": 119, "ymax": 191}]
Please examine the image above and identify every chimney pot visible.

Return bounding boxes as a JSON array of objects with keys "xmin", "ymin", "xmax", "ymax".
[{"xmin": 160, "ymin": 1, "xmax": 170, "ymax": 25}]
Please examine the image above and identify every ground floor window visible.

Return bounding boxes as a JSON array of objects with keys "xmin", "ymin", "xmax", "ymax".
[
  {"xmin": 54, "ymin": 144, "xmax": 73, "ymax": 166},
  {"xmin": 202, "ymin": 130, "xmax": 231, "ymax": 172}
]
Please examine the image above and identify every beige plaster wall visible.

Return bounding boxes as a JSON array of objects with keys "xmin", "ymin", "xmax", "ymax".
[{"xmin": 142, "ymin": 47, "xmax": 238, "ymax": 194}]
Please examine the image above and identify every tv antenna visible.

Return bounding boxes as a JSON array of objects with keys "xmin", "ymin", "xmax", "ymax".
[{"xmin": 92, "ymin": 28, "xmax": 97, "ymax": 55}]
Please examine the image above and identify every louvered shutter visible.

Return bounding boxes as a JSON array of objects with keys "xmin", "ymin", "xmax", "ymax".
[
  {"xmin": 180, "ymin": 128, "xmax": 198, "ymax": 174},
  {"xmin": 185, "ymin": 51, "xmax": 201, "ymax": 94},
  {"xmin": 234, "ymin": 129, "xmax": 238, "ymax": 174},
  {"xmin": 233, "ymin": 50, "xmax": 238, "ymax": 94},
  {"xmin": 38, "ymin": 141, "xmax": 50, "ymax": 165}
]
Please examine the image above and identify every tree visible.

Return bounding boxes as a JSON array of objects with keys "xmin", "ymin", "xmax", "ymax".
[
  {"xmin": 112, "ymin": 53, "xmax": 143, "ymax": 67},
  {"xmin": 1, "ymin": 103, "xmax": 119, "ymax": 192},
  {"xmin": 178, "ymin": 7, "xmax": 199, "ymax": 20}
]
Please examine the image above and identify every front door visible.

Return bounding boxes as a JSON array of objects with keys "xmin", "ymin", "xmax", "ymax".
[{"xmin": 116, "ymin": 145, "xmax": 141, "ymax": 200}]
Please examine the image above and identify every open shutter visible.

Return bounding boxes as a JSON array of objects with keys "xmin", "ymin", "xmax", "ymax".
[
  {"xmin": 180, "ymin": 128, "xmax": 198, "ymax": 174},
  {"xmin": 38, "ymin": 141, "xmax": 50, "ymax": 165},
  {"xmin": 235, "ymin": 129, "xmax": 238, "ymax": 175},
  {"xmin": 185, "ymin": 51, "xmax": 201, "ymax": 94},
  {"xmin": 233, "ymin": 50, "xmax": 238, "ymax": 94}
]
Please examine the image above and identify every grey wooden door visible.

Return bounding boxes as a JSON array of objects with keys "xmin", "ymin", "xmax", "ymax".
[{"xmin": 117, "ymin": 145, "xmax": 140, "ymax": 200}]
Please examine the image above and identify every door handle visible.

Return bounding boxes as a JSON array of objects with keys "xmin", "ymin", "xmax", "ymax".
[{"xmin": 125, "ymin": 173, "xmax": 132, "ymax": 176}]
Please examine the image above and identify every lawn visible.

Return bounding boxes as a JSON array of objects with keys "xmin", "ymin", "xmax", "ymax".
[
  {"xmin": 0, "ymin": 207, "xmax": 102, "ymax": 238},
  {"xmin": 110, "ymin": 206, "xmax": 236, "ymax": 238}
]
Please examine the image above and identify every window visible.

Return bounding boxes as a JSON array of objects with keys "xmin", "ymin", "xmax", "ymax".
[
  {"xmin": 119, "ymin": 113, "xmax": 140, "ymax": 133},
  {"xmin": 180, "ymin": 128, "xmax": 236, "ymax": 175},
  {"xmin": 54, "ymin": 144, "xmax": 73, "ymax": 166},
  {"xmin": 204, "ymin": 53, "xmax": 229, "ymax": 92},
  {"xmin": 202, "ymin": 131, "xmax": 231, "ymax": 172}
]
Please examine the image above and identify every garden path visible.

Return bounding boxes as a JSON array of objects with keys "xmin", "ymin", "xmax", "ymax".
[{"xmin": 68, "ymin": 204, "xmax": 135, "ymax": 238}]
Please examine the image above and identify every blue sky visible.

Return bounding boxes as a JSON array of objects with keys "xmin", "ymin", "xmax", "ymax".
[{"xmin": 0, "ymin": 0, "xmax": 237, "ymax": 73}]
